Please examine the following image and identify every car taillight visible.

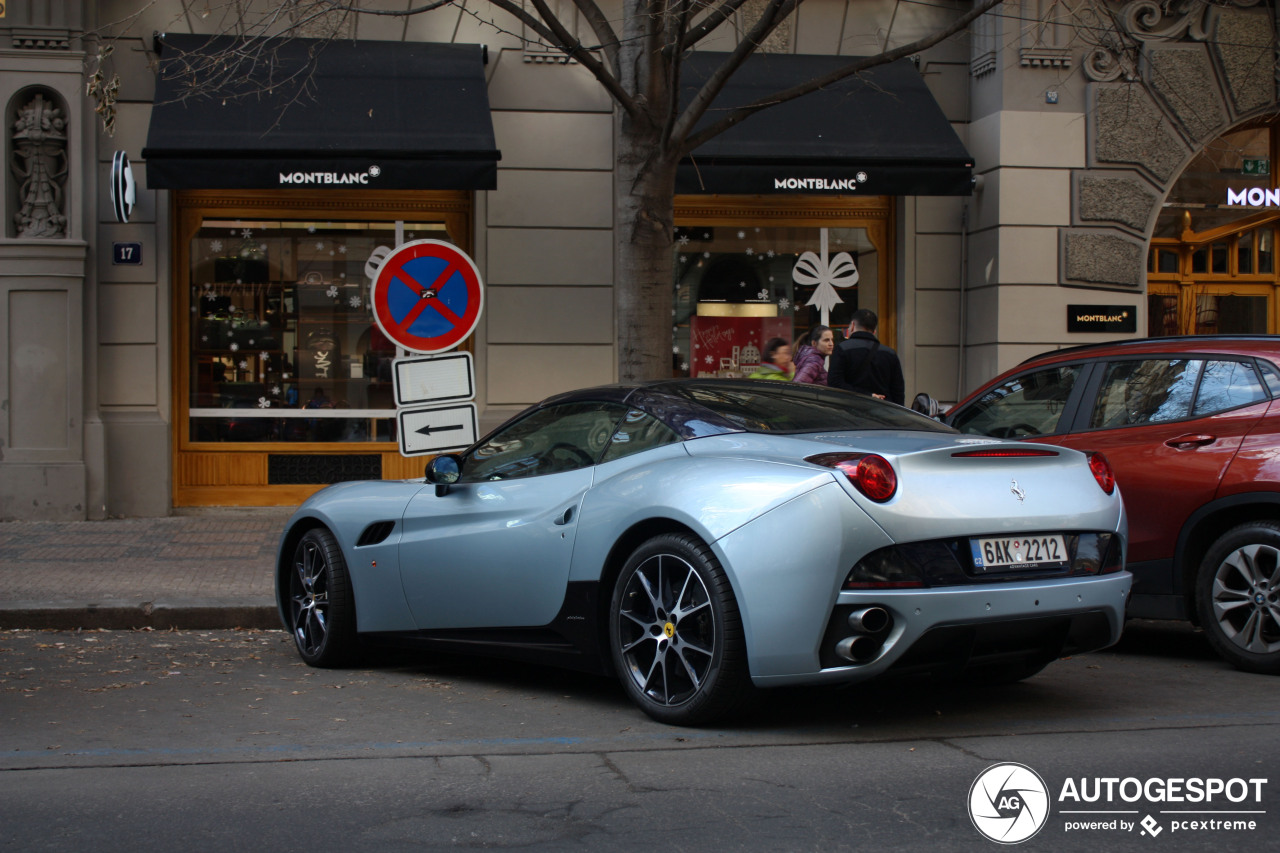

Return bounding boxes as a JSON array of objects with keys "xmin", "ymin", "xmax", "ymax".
[
  {"xmin": 1088, "ymin": 452, "xmax": 1115, "ymax": 495},
  {"xmin": 808, "ymin": 453, "xmax": 898, "ymax": 502}
]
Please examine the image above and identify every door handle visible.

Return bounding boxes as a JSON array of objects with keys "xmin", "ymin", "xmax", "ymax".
[
  {"xmin": 1165, "ymin": 433, "xmax": 1215, "ymax": 450},
  {"xmin": 554, "ymin": 506, "xmax": 576, "ymax": 526}
]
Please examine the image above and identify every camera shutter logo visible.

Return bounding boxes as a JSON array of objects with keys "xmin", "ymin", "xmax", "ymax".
[{"xmin": 969, "ymin": 762, "xmax": 1050, "ymax": 844}]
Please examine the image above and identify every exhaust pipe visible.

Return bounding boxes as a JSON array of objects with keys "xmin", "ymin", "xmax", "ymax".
[
  {"xmin": 835, "ymin": 635, "xmax": 880, "ymax": 663},
  {"xmin": 847, "ymin": 606, "xmax": 890, "ymax": 634}
]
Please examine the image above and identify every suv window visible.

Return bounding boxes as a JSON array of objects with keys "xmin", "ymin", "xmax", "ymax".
[
  {"xmin": 951, "ymin": 364, "xmax": 1081, "ymax": 437},
  {"xmin": 1259, "ymin": 360, "xmax": 1280, "ymax": 396},
  {"xmin": 1089, "ymin": 359, "xmax": 1201, "ymax": 429},
  {"xmin": 1193, "ymin": 360, "xmax": 1268, "ymax": 416}
]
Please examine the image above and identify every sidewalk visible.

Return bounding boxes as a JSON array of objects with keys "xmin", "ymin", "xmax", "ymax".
[{"xmin": 0, "ymin": 508, "xmax": 296, "ymax": 630}]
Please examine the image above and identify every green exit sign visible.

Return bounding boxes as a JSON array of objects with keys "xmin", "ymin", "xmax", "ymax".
[{"xmin": 1243, "ymin": 158, "xmax": 1270, "ymax": 176}]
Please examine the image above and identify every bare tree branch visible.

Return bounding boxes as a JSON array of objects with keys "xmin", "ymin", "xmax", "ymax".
[
  {"xmin": 680, "ymin": 0, "xmax": 1004, "ymax": 154},
  {"xmin": 567, "ymin": 0, "xmax": 622, "ymax": 72},
  {"xmin": 670, "ymin": 0, "xmax": 799, "ymax": 146},
  {"xmin": 680, "ymin": 0, "xmax": 754, "ymax": 52},
  {"xmin": 487, "ymin": 0, "xmax": 639, "ymax": 115}
]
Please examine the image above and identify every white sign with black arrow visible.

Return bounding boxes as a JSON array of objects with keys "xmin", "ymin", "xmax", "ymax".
[{"xmin": 397, "ymin": 403, "xmax": 478, "ymax": 456}]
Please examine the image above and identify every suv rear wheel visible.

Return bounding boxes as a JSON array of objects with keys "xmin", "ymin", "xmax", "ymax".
[{"xmin": 1195, "ymin": 522, "xmax": 1280, "ymax": 674}]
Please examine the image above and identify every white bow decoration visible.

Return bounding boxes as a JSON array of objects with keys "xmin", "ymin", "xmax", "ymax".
[{"xmin": 792, "ymin": 229, "xmax": 859, "ymax": 326}]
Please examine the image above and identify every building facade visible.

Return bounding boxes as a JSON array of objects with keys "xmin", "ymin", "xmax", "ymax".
[{"xmin": 2, "ymin": 0, "xmax": 1277, "ymax": 519}]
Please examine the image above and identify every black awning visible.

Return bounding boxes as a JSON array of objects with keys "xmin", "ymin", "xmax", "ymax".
[
  {"xmin": 142, "ymin": 34, "xmax": 500, "ymax": 191},
  {"xmin": 677, "ymin": 53, "xmax": 972, "ymax": 196}
]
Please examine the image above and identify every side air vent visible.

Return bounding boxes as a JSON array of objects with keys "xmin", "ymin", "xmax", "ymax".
[{"xmin": 356, "ymin": 521, "xmax": 396, "ymax": 547}]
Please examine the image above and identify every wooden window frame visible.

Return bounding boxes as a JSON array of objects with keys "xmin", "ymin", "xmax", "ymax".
[{"xmin": 171, "ymin": 189, "xmax": 472, "ymax": 506}]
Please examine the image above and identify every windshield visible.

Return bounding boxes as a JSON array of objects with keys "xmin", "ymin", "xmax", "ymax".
[{"xmin": 653, "ymin": 381, "xmax": 955, "ymax": 434}]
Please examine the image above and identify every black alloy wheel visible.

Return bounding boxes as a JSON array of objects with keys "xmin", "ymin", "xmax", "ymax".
[
  {"xmin": 288, "ymin": 527, "xmax": 357, "ymax": 667},
  {"xmin": 609, "ymin": 533, "xmax": 751, "ymax": 725}
]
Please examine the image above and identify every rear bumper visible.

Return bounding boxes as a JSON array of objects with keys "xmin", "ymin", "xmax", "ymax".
[{"xmin": 750, "ymin": 572, "xmax": 1132, "ymax": 687}]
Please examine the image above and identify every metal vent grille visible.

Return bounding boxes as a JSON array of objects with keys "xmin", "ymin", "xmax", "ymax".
[
  {"xmin": 356, "ymin": 521, "xmax": 396, "ymax": 547},
  {"xmin": 268, "ymin": 454, "xmax": 381, "ymax": 485}
]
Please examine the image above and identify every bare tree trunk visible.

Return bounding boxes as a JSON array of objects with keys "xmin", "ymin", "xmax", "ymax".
[
  {"xmin": 614, "ymin": 124, "xmax": 678, "ymax": 382},
  {"xmin": 613, "ymin": 0, "xmax": 678, "ymax": 383}
]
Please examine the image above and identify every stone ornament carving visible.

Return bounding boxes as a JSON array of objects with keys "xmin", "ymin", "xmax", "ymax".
[
  {"xmin": 11, "ymin": 92, "xmax": 69, "ymax": 239},
  {"xmin": 1021, "ymin": 0, "xmax": 1073, "ymax": 68},
  {"xmin": 1082, "ymin": 0, "xmax": 1267, "ymax": 82}
]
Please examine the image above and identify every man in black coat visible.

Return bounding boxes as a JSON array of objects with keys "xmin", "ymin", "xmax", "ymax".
[{"xmin": 827, "ymin": 309, "xmax": 905, "ymax": 405}]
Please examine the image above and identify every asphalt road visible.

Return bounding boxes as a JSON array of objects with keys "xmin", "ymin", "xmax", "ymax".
[{"xmin": 1, "ymin": 620, "xmax": 1275, "ymax": 852}]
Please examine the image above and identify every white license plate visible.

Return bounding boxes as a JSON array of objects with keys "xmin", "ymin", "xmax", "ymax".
[{"xmin": 970, "ymin": 535, "xmax": 1068, "ymax": 571}]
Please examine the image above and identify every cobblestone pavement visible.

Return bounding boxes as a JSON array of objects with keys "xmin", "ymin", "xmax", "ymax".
[{"xmin": 0, "ymin": 509, "xmax": 295, "ymax": 629}]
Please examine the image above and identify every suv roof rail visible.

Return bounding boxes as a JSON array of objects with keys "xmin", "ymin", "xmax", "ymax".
[{"xmin": 1020, "ymin": 334, "xmax": 1280, "ymax": 365}]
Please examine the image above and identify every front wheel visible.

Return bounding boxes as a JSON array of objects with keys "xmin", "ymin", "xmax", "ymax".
[
  {"xmin": 609, "ymin": 533, "xmax": 751, "ymax": 725},
  {"xmin": 288, "ymin": 527, "xmax": 358, "ymax": 667},
  {"xmin": 1195, "ymin": 522, "xmax": 1280, "ymax": 674}
]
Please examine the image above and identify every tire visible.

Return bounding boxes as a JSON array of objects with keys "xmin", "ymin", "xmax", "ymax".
[
  {"xmin": 1195, "ymin": 522, "xmax": 1280, "ymax": 675},
  {"xmin": 287, "ymin": 527, "xmax": 358, "ymax": 667},
  {"xmin": 609, "ymin": 533, "xmax": 752, "ymax": 725}
]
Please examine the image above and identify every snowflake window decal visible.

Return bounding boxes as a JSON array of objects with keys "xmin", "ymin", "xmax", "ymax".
[
  {"xmin": 348, "ymin": 295, "xmax": 362, "ymax": 309},
  {"xmin": 210, "ymin": 240, "xmax": 223, "ymax": 253},
  {"xmin": 229, "ymin": 343, "xmax": 239, "ymax": 352},
  {"xmin": 240, "ymin": 228, "xmax": 253, "ymax": 239}
]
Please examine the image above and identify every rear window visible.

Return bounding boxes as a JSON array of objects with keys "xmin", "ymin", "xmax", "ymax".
[{"xmin": 656, "ymin": 382, "xmax": 954, "ymax": 434}]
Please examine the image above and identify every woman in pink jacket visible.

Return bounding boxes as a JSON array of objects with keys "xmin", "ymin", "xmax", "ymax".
[{"xmin": 792, "ymin": 325, "xmax": 833, "ymax": 385}]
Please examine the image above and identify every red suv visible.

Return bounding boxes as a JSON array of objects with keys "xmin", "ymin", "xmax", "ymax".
[{"xmin": 947, "ymin": 335, "xmax": 1280, "ymax": 674}]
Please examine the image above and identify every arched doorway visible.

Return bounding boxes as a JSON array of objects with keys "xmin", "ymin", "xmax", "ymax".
[{"xmin": 1147, "ymin": 121, "xmax": 1280, "ymax": 336}]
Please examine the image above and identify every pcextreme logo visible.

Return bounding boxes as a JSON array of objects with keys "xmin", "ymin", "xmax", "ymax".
[{"xmin": 969, "ymin": 764, "xmax": 1270, "ymax": 844}]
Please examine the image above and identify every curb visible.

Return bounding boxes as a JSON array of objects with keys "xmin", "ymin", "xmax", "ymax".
[{"xmin": 0, "ymin": 598, "xmax": 279, "ymax": 631}]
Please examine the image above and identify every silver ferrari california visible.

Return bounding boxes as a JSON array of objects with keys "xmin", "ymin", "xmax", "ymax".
[{"xmin": 276, "ymin": 380, "xmax": 1131, "ymax": 725}]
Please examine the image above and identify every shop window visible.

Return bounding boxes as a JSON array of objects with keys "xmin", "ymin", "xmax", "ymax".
[
  {"xmin": 1197, "ymin": 294, "xmax": 1268, "ymax": 335},
  {"xmin": 1147, "ymin": 294, "xmax": 1178, "ymax": 337},
  {"xmin": 1211, "ymin": 242, "xmax": 1229, "ymax": 274},
  {"xmin": 1238, "ymin": 230, "xmax": 1254, "ymax": 274},
  {"xmin": 672, "ymin": 224, "xmax": 880, "ymax": 377},
  {"xmin": 188, "ymin": 218, "xmax": 449, "ymax": 444},
  {"xmin": 1191, "ymin": 248, "xmax": 1207, "ymax": 274}
]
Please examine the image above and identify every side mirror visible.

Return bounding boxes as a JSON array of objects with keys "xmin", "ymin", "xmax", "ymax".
[{"xmin": 425, "ymin": 454, "xmax": 462, "ymax": 496}]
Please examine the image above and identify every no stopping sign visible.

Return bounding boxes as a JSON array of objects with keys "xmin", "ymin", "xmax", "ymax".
[{"xmin": 370, "ymin": 239, "xmax": 484, "ymax": 354}]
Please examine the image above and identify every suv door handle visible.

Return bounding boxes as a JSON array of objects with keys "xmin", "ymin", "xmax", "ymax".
[{"xmin": 1165, "ymin": 434, "xmax": 1215, "ymax": 449}]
